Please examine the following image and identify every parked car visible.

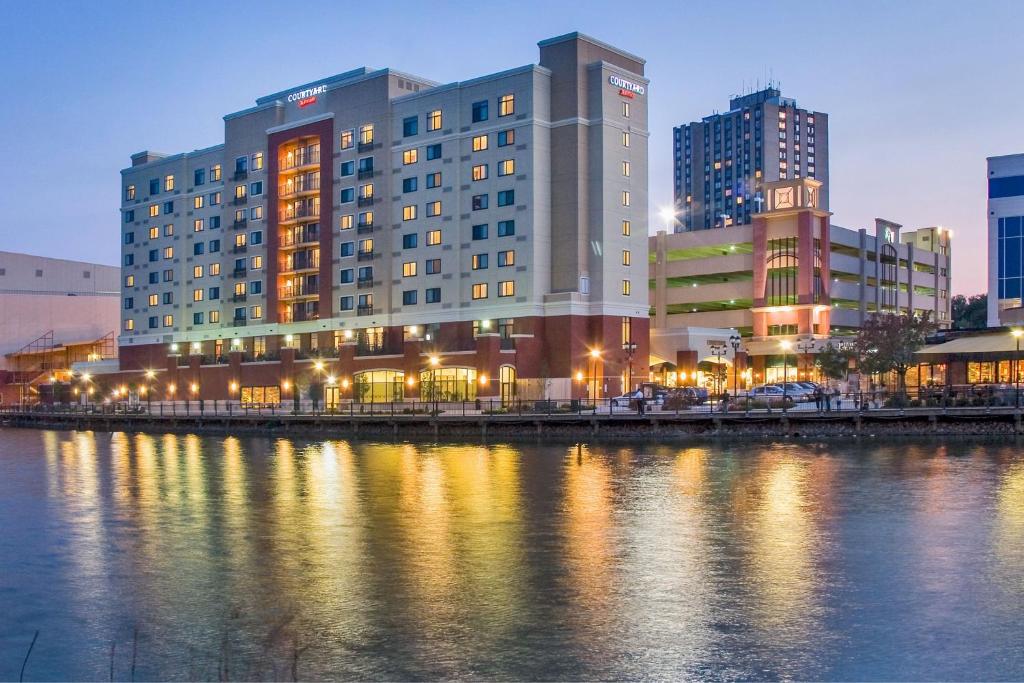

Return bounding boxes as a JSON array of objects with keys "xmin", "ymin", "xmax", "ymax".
[
  {"xmin": 610, "ymin": 393, "xmax": 640, "ymax": 409},
  {"xmin": 773, "ymin": 382, "xmax": 815, "ymax": 402}
]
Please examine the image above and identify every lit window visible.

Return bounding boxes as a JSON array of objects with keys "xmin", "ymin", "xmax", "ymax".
[
  {"xmin": 125, "ymin": 274, "xmax": 135, "ymax": 287},
  {"xmin": 497, "ymin": 129, "xmax": 515, "ymax": 147},
  {"xmin": 209, "ymin": 310, "xmax": 220, "ymax": 323},
  {"xmin": 498, "ymin": 94, "xmax": 514, "ymax": 117},
  {"xmin": 498, "ymin": 159, "xmax": 514, "ymax": 176},
  {"xmin": 235, "ymin": 184, "xmax": 246, "ymax": 199},
  {"xmin": 211, "ymin": 165, "xmax": 221, "ymax": 181},
  {"xmin": 472, "ymin": 253, "xmax": 488, "ymax": 270},
  {"xmin": 194, "ymin": 219, "xmax": 204, "ymax": 232},
  {"xmin": 622, "ymin": 220, "xmax": 631, "ymax": 236},
  {"xmin": 498, "ymin": 280, "xmax": 515, "ymax": 297},
  {"xmin": 622, "ymin": 132, "xmax": 630, "ymax": 147},
  {"xmin": 234, "ymin": 282, "xmax": 245, "ymax": 296},
  {"xmin": 622, "ymin": 191, "xmax": 630, "ymax": 207},
  {"xmin": 403, "ymin": 205, "xmax": 417, "ymax": 221},
  {"xmin": 125, "ymin": 185, "xmax": 136, "ymax": 200},
  {"xmin": 250, "ymin": 255, "xmax": 262, "ymax": 269},
  {"xmin": 498, "ymin": 250, "xmax": 514, "ymax": 267},
  {"xmin": 622, "ymin": 279, "xmax": 631, "ymax": 296},
  {"xmin": 622, "ymin": 161, "xmax": 630, "ymax": 177},
  {"xmin": 193, "ymin": 288, "xmax": 204, "ymax": 301},
  {"xmin": 359, "ymin": 238, "xmax": 373, "ymax": 254},
  {"xmin": 403, "ymin": 261, "xmax": 417, "ymax": 277},
  {"xmin": 149, "ymin": 204, "xmax": 159, "ymax": 217},
  {"xmin": 164, "ymin": 175, "xmax": 175, "ymax": 192},
  {"xmin": 359, "ymin": 124, "xmax": 374, "ymax": 145},
  {"xmin": 622, "ymin": 101, "xmax": 630, "ymax": 117},
  {"xmin": 194, "ymin": 195, "xmax": 204, "ymax": 209},
  {"xmin": 427, "ymin": 109, "xmax": 442, "ymax": 131},
  {"xmin": 360, "ymin": 183, "xmax": 374, "ymax": 199},
  {"xmin": 149, "ymin": 226, "xmax": 159, "ymax": 239},
  {"xmin": 163, "ymin": 315, "xmax": 173, "ymax": 327},
  {"xmin": 472, "ymin": 283, "xmax": 488, "ymax": 299},
  {"xmin": 340, "ymin": 130, "xmax": 353, "ymax": 149},
  {"xmin": 209, "ymin": 264, "xmax": 220, "ymax": 275},
  {"xmin": 426, "ymin": 230, "xmax": 441, "ymax": 246},
  {"xmin": 124, "ymin": 319, "xmax": 134, "ymax": 331},
  {"xmin": 622, "ymin": 249, "xmax": 631, "ymax": 266},
  {"xmin": 252, "ymin": 152, "xmax": 264, "ymax": 170},
  {"xmin": 148, "ymin": 294, "xmax": 158, "ymax": 306},
  {"xmin": 340, "ymin": 214, "xmax": 353, "ymax": 230},
  {"xmin": 472, "ymin": 164, "xmax": 488, "ymax": 181},
  {"xmin": 234, "ymin": 233, "xmax": 246, "ymax": 247},
  {"xmin": 250, "ymin": 305, "xmax": 262, "ymax": 320},
  {"xmin": 163, "ymin": 247, "xmax": 173, "ymax": 259},
  {"xmin": 472, "ymin": 135, "xmax": 488, "ymax": 152},
  {"xmin": 193, "ymin": 265, "xmax": 203, "ymax": 278},
  {"xmin": 403, "ymin": 149, "xmax": 418, "ymax": 165},
  {"xmin": 426, "ymin": 172, "xmax": 441, "ymax": 189},
  {"xmin": 426, "ymin": 200, "xmax": 441, "ymax": 217}
]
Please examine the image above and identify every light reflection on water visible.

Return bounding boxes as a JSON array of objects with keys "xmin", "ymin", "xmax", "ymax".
[{"xmin": 1, "ymin": 430, "xmax": 1023, "ymax": 680}]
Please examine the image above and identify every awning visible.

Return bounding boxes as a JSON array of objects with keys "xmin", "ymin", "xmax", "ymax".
[{"xmin": 917, "ymin": 335, "xmax": 1020, "ymax": 357}]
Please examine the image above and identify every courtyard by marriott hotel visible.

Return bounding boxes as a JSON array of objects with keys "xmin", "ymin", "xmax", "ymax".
[{"xmin": 115, "ymin": 33, "xmax": 649, "ymax": 403}]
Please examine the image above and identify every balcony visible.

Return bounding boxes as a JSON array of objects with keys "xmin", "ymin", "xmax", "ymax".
[
  {"xmin": 232, "ymin": 293, "xmax": 247, "ymax": 303},
  {"xmin": 357, "ymin": 196, "xmax": 375, "ymax": 207},
  {"xmin": 232, "ymin": 218, "xmax": 247, "ymax": 230},
  {"xmin": 278, "ymin": 174, "xmax": 320, "ymax": 199},
  {"xmin": 233, "ymin": 195, "xmax": 248, "ymax": 206},
  {"xmin": 279, "ymin": 205, "xmax": 320, "ymax": 226},
  {"xmin": 232, "ymin": 244, "xmax": 247, "ymax": 254},
  {"xmin": 278, "ymin": 286, "xmax": 318, "ymax": 300},
  {"xmin": 357, "ymin": 168, "xmax": 375, "ymax": 180},
  {"xmin": 279, "ymin": 228, "xmax": 320, "ymax": 249},
  {"xmin": 357, "ymin": 251, "xmax": 375, "ymax": 262},
  {"xmin": 357, "ymin": 305, "xmax": 373, "ymax": 316},
  {"xmin": 231, "ymin": 268, "xmax": 247, "ymax": 279},
  {"xmin": 233, "ymin": 317, "xmax": 248, "ymax": 327},
  {"xmin": 279, "ymin": 257, "xmax": 320, "ymax": 274},
  {"xmin": 279, "ymin": 309, "xmax": 319, "ymax": 324},
  {"xmin": 357, "ymin": 277, "xmax": 374, "ymax": 289},
  {"xmin": 279, "ymin": 147, "xmax": 320, "ymax": 173},
  {"xmin": 357, "ymin": 141, "xmax": 374, "ymax": 153},
  {"xmin": 233, "ymin": 169, "xmax": 248, "ymax": 181},
  {"xmin": 357, "ymin": 223, "xmax": 374, "ymax": 234}
]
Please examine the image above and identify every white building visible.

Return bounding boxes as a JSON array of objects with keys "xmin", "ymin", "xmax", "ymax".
[{"xmin": 987, "ymin": 153, "xmax": 1024, "ymax": 326}]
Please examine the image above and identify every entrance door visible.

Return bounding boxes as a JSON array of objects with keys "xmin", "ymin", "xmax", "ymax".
[{"xmin": 324, "ymin": 386, "xmax": 341, "ymax": 411}]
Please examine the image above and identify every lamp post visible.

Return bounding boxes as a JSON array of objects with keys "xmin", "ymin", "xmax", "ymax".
[
  {"xmin": 708, "ymin": 341, "xmax": 727, "ymax": 400},
  {"xmin": 589, "ymin": 349, "xmax": 602, "ymax": 403},
  {"xmin": 313, "ymin": 359, "xmax": 325, "ymax": 412},
  {"xmin": 729, "ymin": 334, "xmax": 742, "ymax": 398},
  {"xmin": 796, "ymin": 336, "xmax": 816, "ymax": 384},
  {"xmin": 145, "ymin": 369, "xmax": 155, "ymax": 413},
  {"xmin": 428, "ymin": 355, "xmax": 440, "ymax": 413},
  {"xmin": 779, "ymin": 340, "xmax": 793, "ymax": 410},
  {"xmin": 621, "ymin": 340, "xmax": 637, "ymax": 393},
  {"xmin": 1013, "ymin": 329, "xmax": 1023, "ymax": 408}
]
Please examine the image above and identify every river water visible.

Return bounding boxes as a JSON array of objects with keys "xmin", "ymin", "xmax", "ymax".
[{"xmin": 0, "ymin": 428, "xmax": 1022, "ymax": 680}]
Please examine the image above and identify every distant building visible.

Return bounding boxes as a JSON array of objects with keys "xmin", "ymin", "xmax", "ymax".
[
  {"xmin": 0, "ymin": 252, "xmax": 120, "ymax": 403},
  {"xmin": 672, "ymin": 86, "xmax": 828, "ymax": 231},
  {"xmin": 987, "ymin": 153, "xmax": 1024, "ymax": 326},
  {"xmin": 649, "ymin": 178, "xmax": 952, "ymax": 387}
]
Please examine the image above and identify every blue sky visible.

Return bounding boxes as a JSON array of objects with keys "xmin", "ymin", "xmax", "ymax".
[{"xmin": 1, "ymin": 0, "xmax": 1020, "ymax": 294}]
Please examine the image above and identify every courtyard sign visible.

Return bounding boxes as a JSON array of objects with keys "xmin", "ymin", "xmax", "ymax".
[
  {"xmin": 287, "ymin": 84, "xmax": 327, "ymax": 108},
  {"xmin": 609, "ymin": 75, "xmax": 645, "ymax": 98}
]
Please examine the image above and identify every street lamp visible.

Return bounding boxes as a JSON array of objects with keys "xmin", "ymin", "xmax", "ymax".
[
  {"xmin": 779, "ymin": 340, "xmax": 793, "ymax": 409},
  {"xmin": 429, "ymin": 355, "xmax": 440, "ymax": 412},
  {"xmin": 621, "ymin": 340, "xmax": 638, "ymax": 393},
  {"xmin": 709, "ymin": 341, "xmax": 727, "ymax": 400},
  {"xmin": 1013, "ymin": 329, "xmax": 1023, "ymax": 408},
  {"xmin": 729, "ymin": 334, "xmax": 742, "ymax": 398},
  {"xmin": 589, "ymin": 348, "xmax": 602, "ymax": 402},
  {"xmin": 796, "ymin": 336, "xmax": 816, "ymax": 384}
]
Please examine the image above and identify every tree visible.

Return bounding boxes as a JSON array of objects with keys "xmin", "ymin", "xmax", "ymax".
[
  {"xmin": 853, "ymin": 312, "xmax": 937, "ymax": 393},
  {"xmin": 815, "ymin": 342, "xmax": 853, "ymax": 381},
  {"xmin": 951, "ymin": 293, "xmax": 987, "ymax": 330}
]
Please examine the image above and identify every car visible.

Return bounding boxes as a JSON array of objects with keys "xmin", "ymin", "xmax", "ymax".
[
  {"xmin": 610, "ymin": 393, "xmax": 640, "ymax": 409},
  {"xmin": 774, "ymin": 382, "xmax": 815, "ymax": 402},
  {"xmin": 750, "ymin": 385, "xmax": 786, "ymax": 398}
]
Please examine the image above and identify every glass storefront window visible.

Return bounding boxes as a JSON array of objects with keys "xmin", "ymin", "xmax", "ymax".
[
  {"xmin": 352, "ymin": 369, "xmax": 404, "ymax": 403},
  {"xmin": 240, "ymin": 385, "xmax": 280, "ymax": 406},
  {"xmin": 419, "ymin": 367, "xmax": 477, "ymax": 402}
]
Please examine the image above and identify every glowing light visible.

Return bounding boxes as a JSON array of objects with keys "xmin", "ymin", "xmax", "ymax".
[
  {"xmin": 139, "ymin": 386, "xmax": 147, "ymax": 396},
  {"xmin": 406, "ymin": 377, "xmax": 415, "ymax": 387},
  {"xmin": 285, "ymin": 334, "xmax": 294, "ymax": 343},
  {"xmin": 314, "ymin": 360, "xmax": 325, "ymax": 372},
  {"xmin": 780, "ymin": 340, "xmax": 793, "ymax": 351},
  {"xmin": 168, "ymin": 383, "xmax": 176, "ymax": 395},
  {"xmin": 231, "ymin": 338, "xmax": 242, "ymax": 347},
  {"xmin": 589, "ymin": 348, "xmax": 602, "ymax": 359},
  {"xmin": 282, "ymin": 380, "xmax": 291, "ymax": 391},
  {"xmin": 229, "ymin": 381, "xmax": 238, "ymax": 392},
  {"xmin": 343, "ymin": 330, "xmax": 354, "ymax": 340},
  {"xmin": 341, "ymin": 378, "xmax": 350, "ymax": 389},
  {"xmin": 326, "ymin": 375, "xmax": 336, "ymax": 385},
  {"xmin": 189, "ymin": 382, "xmax": 199, "ymax": 394},
  {"xmin": 170, "ymin": 343, "xmax": 180, "ymax": 353},
  {"xmin": 575, "ymin": 371, "xmax": 584, "ymax": 381},
  {"xmin": 145, "ymin": 369, "xmax": 156, "ymax": 380},
  {"xmin": 1013, "ymin": 329, "xmax": 1024, "ymax": 339},
  {"xmin": 81, "ymin": 373, "xmax": 91, "ymax": 382},
  {"xmin": 191, "ymin": 342, "xmax": 201, "ymax": 352},
  {"xmin": 49, "ymin": 375, "xmax": 56, "ymax": 383},
  {"xmin": 481, "ymin": 319, "xmax": 492, "ymax": 330},
  {"xmin": 409, "ymin": 325, "xmax": 418, "ymax": 335},
  {"xmin": 659, "ymin": 206, "xmax": 677, "ymax": 222},
  {"xmin": 479, "ymin": 374, "xmax": 489, "ymax": 385},
  {"xmin": 429, "ymin": 355, "xmax": 440, "ymax": 366},
  {"xmin": 87, "ymin": 387, "xmax": 94, "ymax": 395}
]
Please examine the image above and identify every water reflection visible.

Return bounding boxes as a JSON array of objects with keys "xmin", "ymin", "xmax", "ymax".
[{"xmin": 1, "ymin": 431, "xmax": 1023, "ymax": 680}]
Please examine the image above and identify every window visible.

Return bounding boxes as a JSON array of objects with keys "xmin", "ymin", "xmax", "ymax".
[
  {"xmin": 622, "ymin": 249, "xmax": 631, "ymax": 266},
  {"xmin": 148, "ymin": 293, "xmax": 158, "ymax": 306},
  {"xmin": 246, "ymin": 206, "xmax": 262, "ymax": 221},
  {"xmin": 149, "ymin": 204, "xmax": 159, "ymax": 217},
  {"xmin": 340, "ymin": 295, "xmax": 354, "ymax": 311},
  {"xmin": 498, "ymin": 250, "xmax": 514, "ymax": 267},
  {"xmin": 125, "ymin": 274, "xmax": 135, "ymax": 287},
  {"xmin": 340, "ymin": 268, "xmax": 354, "ymax": 284},
  {"xmin": 497, "ymin": 220, "xmax": 515, "ymax": 237},
  {"xmin": 234, "ymin": 282, "xmax": 246, "ymax": 296},
  {"xmin": 341, "ymin": 188, "xmax": 355, "ymax": 203},
  {"xmin": 498, "ymin": 159, "xmax": 514, "ymax": 176},
  {"xmin": 193, "ymin": 265, "xmax": 203, "ymax": 278},
  {"xmin": 209, "ymin": 310, "xmax": 220, "ymax": 323},
  {"xmin": 498, "ymin": 94, "xmax": 514, "ymax": 117},
  {"xmin": 163, "ymin": 201, "xmax": 173, "ymax": 215},
  {"xmin": 359, "ymin": 124, "xmax": 374, "ymax": 145},
  {"xmin": 125, "ymin": 254, "xmax": 135, "ymax": 266},
  {"xmin": 472, "ymin": 164, "xmax": 488, "ymax": 181},
  {"xmin": 425, "ymin": 287, "xmax": 441, "ymax": 303},
  {"xmin": 622, "ymin": 101, "xmax": 630, "ymax": 118},
  {"xmin": 426, "ymin": 200, "xmax": 441, "ymax": 217},
  {"xmin": 163, "ymin": 315, "xmax": 173, "ymax": 327},
  {"xmin": 125, "ymin": 210, "xmax": 134, "ymax": 223},
  {"xmin": 124, "ymin": 297, "xmax": 134, "ymax": 310},
  {"xmin": 472, "ymin": 135, "xmax": 488, "ymax": 152},
  {"xmin": 209, "ymin": 239, "xmax": 220, "ymax": 253},
  {"xmin": 340, "ymin": 129, "xmax": 353, "ymax": 149},
  {"xmin": 194, "ymin": 219, "xmax": 204, "ymax": 232},
  {"xmin": 209, "ymin": 286, "xmax": 220, "ymax": 299},
  {"xmin": 426, "ymin": 230, "xmax": 441, "ymax": 246},
  {"xmin": 622, "ymin": 132, "xmax": 630, "ymax": 147},
  {"xmin": 341, "ymin": 241, "xmax": 355, "ymax": 257},
  {"xmin": 621, "ymin": 190, "xmax": 630, "ymax": 207},
  {"xmin": 234, "ymin": 307, "xmax": 246, "ymax": 321},
  {"xmin": 193, "ymin": 195, "xmax": 204, "ymax": 209},
  {"xmin": 194, "ymin": 242, "xmax": 204, "ymax": 256},
  {"xmin": 338, "ymin": 215, "xmax": 353, "ymax": 231},
  {"xmin": 402, "ymin": 233, "xmax": 418, "ymax": 249},
  {"xmin": 163, "ymin": 246, "xmax": 173, "ymax": 259},
  {"xmin": 427, "ymin": 109, "xmax": 442, "ymax": 131},
  {"xmin": 403, "ymin": 177, "xmax": 418, "ymax": 193},
  {"xmin": 162, "ymin": 292, "xmax": 173, "ymax": 305},
  {"xmin": 148, "ymin": 249, "xmax": 158, "ymax": 262},
  {"xmin": 125, "ymin": 184, "xmax": 136, "ymax": 200},
  {"xmin": 124, "ymin": 231, "xmax": 136, "ymax": 245},
  {"xmin": 358, "ymin": 293, "xmax": 373, "ymax": 309},
  {"xmin": 403, "ymin": 205, "xmax": 417, "ymax": 221},
  {"xmin": 498, "ymin": 129, "xmax": 515, "ymax": 147},
  {"xmin": 358, "ymin": 238, "xmax": 373, "ymax": 255},
  {"xmin": 250, "ymin": 230, "xmax": 263, "ymax": 245},
  {"xmin": 148, "ymin": 316, "xmax": 158, "ymax": 329},
  {"xmin": 472, "ymin": 224, "xmax": 488, "ymax": 240},
  {"xmin": 249, "ymin": 181, "xmax": 263, "ymax": 196},
  {"xmin": 249, "ymin": 280, "xmax": 262, "ymax": 295},
  {"xmin": 340, "ymin": 160, "xmax": 354, "ymax": 177},
  {"xmin": 252, "ymin": 152, "xmax": 264, "ymax": 170},
  {"xmin": 193, "ymin": 312, "xmax": 203, "ymax": 325},
  {"xmin": 425, "ymin": 258, "xmax": 441, "ymax": 274},
  {"xmin": 359, "ymin": 211, "xmax": 373, "ymax": 227},
  {"xmin": 402, "ymin": 290, "xmax": 418, "ymax": 305},
  {"xmin": 211, "ymin": 164, "xmax": 221, "ymax": 181},
  {"xmin": 622, "ymin": 279, "xmax": 632, "ymax": 296},
  {"xmin": 622, "ymin": 161, "xmax": 630, "ymax": 177},
  {"xmin": 193, "ymin": 288, "xmax": 204, "ymax": 302},
  {"xmin": 164, "ymin": 175, "xmax": 175, "ymax": 192},
  {"xmin": 497, "ymin": 190, "xmax": 514, "ymax": 207},
  {"xmin": 209, "ymin": 192, "xmax": 221, "ymax": 206},
  {"xmin": 234, "ymin": 233, "xmax": 246, "ymax": 248},
  {"xmin": 250, "ymin": 305, "xmax": 262, "ymax": 320},
  {"xmin": 359, "ymin": 183, "xmax": 374, "ymax": 200},
  {"xmin": 426, "ymin": 143, "xmax": 442, "ymax": 160},
  {"xmin": 403, "ymin": 116, "xmax": 418, "ymax": 137},
  {"xmin": 472, "ymin": 253, "xmax": 488, "ymax": 270},
  {"xmin": 235, "ymin": 184, "xmax": 247, "ymax": 199},
  {"xmin": 472, "ymin": 283, "xmax": 488, "ymax": 299},
  {"xmin": 125, "ymin": 318, "xmax": 135, "ymax": 331},
  {"xmin": 472, "ymin": 194, "xmax": 489, "ymax": 210},
  {"xmin": 472, "ymin": 100, "xmax": 488, "ymax": 122},
  {"xmin": 209, "ymin": 263, "xmax": 220, "ymax": 275},
  {"xmin": 163, "ymin": 269, "xmax": 173, "ymax": 282},
  {"xmin": 148, "ymin": 271, "xmax": 157, "ymax": 283},
  {"xmin": 403, "ymin": 261, "xmax": 417, "ymax": 277},
  {"xmin": 149, "ymin": 226, "xmax": 159, "ymax": 240},
  {"xmin": 235, "ymin": 156, "xmax": 247, "ymax": 174},
  {"xmin": 403, "ymin": 149, "xmax": 418, "ymax": 165},
  {"xmin": 149, "ymin": 178, "xmax": 159, "ymax": 195},
  {"xmin": 499, "ymin": 280, "xmax": 515, "ymax": 297},
  {"xmin": 622, "ymin": 220, "xmax": 631, "ymax": 236},
  {"xmin": 426, "ymin": 172, "xmax": 441, "ymax": 189}
]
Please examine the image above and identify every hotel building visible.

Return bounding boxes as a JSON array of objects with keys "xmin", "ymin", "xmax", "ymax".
[
  {"xmin": 116, "ymin": 33, "xmax": 649, "ymax": 403},
  {"xmin": 987, "ymin": 153, "xmax": 1024, "ymax": 326},
  {"xmin": 649, "ymin": 177, "xmax": 952, "ymax": 384},
  {"xmin": 671, "ymin": 87, "xmax": 829, "ymax": 231}
]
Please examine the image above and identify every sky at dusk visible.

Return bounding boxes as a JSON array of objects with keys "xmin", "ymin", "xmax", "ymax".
[{"xmin": 1, "ymin": 0, "xmax": 1021, "ymax": 295}]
